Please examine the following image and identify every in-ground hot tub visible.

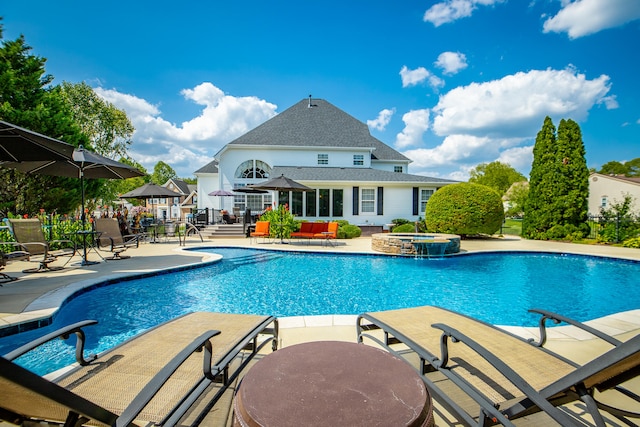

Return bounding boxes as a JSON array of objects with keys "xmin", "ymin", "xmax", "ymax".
[{"xmin": 371, "ymin": 233, "xmax": 461, "ymax": 256}]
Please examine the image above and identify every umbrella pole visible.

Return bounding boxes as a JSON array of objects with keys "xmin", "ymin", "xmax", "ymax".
[{"xmin": 79, "ymin": 172, "xmax": 99, "ymax": 266}]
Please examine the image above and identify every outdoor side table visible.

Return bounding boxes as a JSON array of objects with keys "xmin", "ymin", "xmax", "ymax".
[{"xmin": 233, "ymin": 340, "xmax": 433, "ymax": 427}]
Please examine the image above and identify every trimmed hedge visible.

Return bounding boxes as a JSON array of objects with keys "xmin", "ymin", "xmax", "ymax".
[{"xmin": 425, "ymin": 183, "xmax": 504, "ymax": 236}]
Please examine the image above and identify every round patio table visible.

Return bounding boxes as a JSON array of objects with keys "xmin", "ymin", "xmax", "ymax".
[{"xmin": 233, "ymin": 341, "xmax": 433, "ymax": 426}]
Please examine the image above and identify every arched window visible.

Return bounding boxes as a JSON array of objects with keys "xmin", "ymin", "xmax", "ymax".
[{"xmin": 235, "ymin": 160, "xmax": 271, "ymax": 179}]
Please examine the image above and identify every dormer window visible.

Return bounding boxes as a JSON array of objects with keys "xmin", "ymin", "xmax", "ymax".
[
  {"xmin": 317, "ymin": 154, "xmax": 328, "ymax": 165},
  {"xmin": 353, "ymin": 154, "xmax": 364, "ymax": 166},
  {"xmin": 394, "ymin": 166, "xmax": 403, "ymax": 173}
]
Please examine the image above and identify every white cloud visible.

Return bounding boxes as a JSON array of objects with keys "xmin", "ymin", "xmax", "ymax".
[
  {"xmin": 400, "ymin": 66, "xmax": 430, "ymax": 87},
  {"xmin": 400, "ymin": 66, "xmax": 445, "ymax": 90},
  {"xmin": 543, "ymin": 0, "xmax": 640, "ymax": 38},
  {"xmin": 367, "ymin": 108, "xmax": 396, "ymax": 131},
  {"xmin": 435, "ymin": 51, "xmax": 468, "ymax": 75},
  {"xmin": 400, "ymin": 67, "xmax": 613, "ymax": 180},
  {"xmin": 424, "ymin": 0, "xmax": 506, "ymax": 26},
  {"xmin": 395, "ymin": 109, "xmax": 430, "ymax": 149},
  {"xmin": 95, "ymin": 83, "xmax": 277, "ymax": 177},
  {"xmin": 431, "ymin": 67, "xmax": 613, "ymax": 138}
]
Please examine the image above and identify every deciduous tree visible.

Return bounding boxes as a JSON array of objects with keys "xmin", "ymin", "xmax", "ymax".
[{"xmin": 468, "ymin": 161, "xmax": 526, "ymax": 195}]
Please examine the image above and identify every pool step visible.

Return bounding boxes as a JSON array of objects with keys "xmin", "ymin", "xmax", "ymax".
[
  {"xmin": 200, "ymin": 224, "xmax": 247, "ymax": 239},
  {"xmin": 227, "ymin": 253, "xmax": 283, "ymax": 266}
]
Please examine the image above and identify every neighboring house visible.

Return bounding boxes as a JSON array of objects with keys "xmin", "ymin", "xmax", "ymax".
[
  {"xmin": 195, "ymin": 98, "xmax": 457, "ymax": 225},
  {"xmin": 148, "ymin": 178, "xmax": 196, "ymax": 221},
  {"xmin": 588, "ymin": 172, "xmax": 640, "ymax": 215}
]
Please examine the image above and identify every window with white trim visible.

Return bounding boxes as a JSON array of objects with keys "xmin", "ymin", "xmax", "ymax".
[
  {"xmin": 601, "ymin": 197, "xmax": 608, "ymax": 209},
  {"xmin": 394, "ymin": 166, "xmax": 403, "ymax": 173},
  {"xmin": 361, "ymin": 188, "xmax": 376, "ymax": 213},
  {"xmin": 420, "ymin": 189, "xmax": 434, "ymax": 213},
  {"xmin": 353, "ymin": 154, "xmax": 364, "ymax": 166},
  {"xmin": 317, "ymin": 153, "xmax": 328, "ymax": 165}
]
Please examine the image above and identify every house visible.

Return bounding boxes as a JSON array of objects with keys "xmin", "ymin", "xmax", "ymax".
[
  {"xmin": 146, "ymin": 178, "xmax": 197, "ymax": 221},
  {"xmin": 589, "ymin": 172, "xmax": 640, "ymax": 215},
  {"xmin": 195, "ymin": 98, "xmax": 456, "ymax": 226}
]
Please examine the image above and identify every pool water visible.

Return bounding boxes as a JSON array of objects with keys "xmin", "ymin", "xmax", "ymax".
[{"xmin": 2, "ymin": 247, "xmax": 639, "ymax": 375}]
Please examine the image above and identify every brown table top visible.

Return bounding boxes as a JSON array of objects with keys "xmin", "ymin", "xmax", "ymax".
[{"xmin": 234, "ymin": 340, "xmax": 432, "ymax": 427}]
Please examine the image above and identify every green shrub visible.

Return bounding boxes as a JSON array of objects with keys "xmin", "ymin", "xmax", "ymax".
[
  {"xmin": 425, "ymin": 183, "xmax": 504, "ymax": 237},
  {"xmin": 391, "ymin": 218, "xmax": 411, "ymax": 226},
  {"xmin": 622, "ymin": 237, "xmax": 640, "ymax": 249},
  {"xmin": 338, "ymin": 224, "xmax": 362, "ymax": 239},
  {"xmin": 392, "ymin": 223, "xmax": 415, "ymax": 233}
]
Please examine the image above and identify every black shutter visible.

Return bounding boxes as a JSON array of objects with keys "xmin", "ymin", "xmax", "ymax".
[
  {"xmin": 352, "ymin": 187, "xmax": 359, "ymax": 215},
  {"xmin": 412, "ymin": 187, "xmax": 419, "ymax": 215},
  {"xmin": 377, "ymin": 187, "xmax": 383, "ymax": 215}
]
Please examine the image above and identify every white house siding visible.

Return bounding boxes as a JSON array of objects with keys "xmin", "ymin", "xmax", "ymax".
[
  {"xmin": 588, "ymin": 173, "xmax": 640, "ymax": 215},
  {"xmin": 194, "ymin": 98, "xmax": 456, "ymax": 225}
]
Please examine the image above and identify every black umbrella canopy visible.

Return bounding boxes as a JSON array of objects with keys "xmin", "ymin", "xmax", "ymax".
[
  {"xmin": 249, "ymin": 174, "xmax": 312, "ymax": 192},
  {"xmin": 208, "ymin": 189, "xmax": 235, "ymax": 196},
  {"xmin": 0, "ymin": 145, "xmax": 144, "ymax": 179},
  {"xmin": 120, "ymin": 183, "xmax": 182, "ymax": 199},
  {"xmin": 0, "ymin": 120, "xmax": 76, "ymax": 162},
  {"xmin": 232, "ymin": 187, "xmax": 268, "ymax": 194}
]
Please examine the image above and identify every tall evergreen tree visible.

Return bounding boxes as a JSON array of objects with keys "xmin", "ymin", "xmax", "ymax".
[
  {"xmin": 556, "ymin": 119, "xmax": 589, "ymax": 230},
  {"xmin": 522, "ymin": 116, "xmax": 556, "ymax": 238},
  {"xmin": 523, "ymin": 117, "xmax": 589, "ymax": 240}
]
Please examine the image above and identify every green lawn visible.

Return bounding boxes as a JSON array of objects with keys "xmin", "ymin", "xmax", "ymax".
[{"xmin": 501, "ymin": 218, "xmax": 522, "ymax": 236}]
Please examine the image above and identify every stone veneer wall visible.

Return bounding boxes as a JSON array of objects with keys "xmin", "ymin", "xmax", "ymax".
[{"xmin": 371, "ymin": 233, "xmax": 461, "ymax": 255}]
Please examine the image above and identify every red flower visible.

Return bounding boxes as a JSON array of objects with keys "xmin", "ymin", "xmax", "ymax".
[{"xmin": 23, "ymin": 214, "xmax": 28, "ymax": 218}]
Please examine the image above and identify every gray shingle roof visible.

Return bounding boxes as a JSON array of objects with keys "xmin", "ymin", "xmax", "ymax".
[
  {"xmin": 272, "ymin": 166, "xmax": 457, "ymax": 184},
  {"xmin": 228, "ymin": 99, "xmax": 410, "ymax": 162},
  {"xmin": 194, "ymin": 159, "xmax": 219, "ymax": 174}
]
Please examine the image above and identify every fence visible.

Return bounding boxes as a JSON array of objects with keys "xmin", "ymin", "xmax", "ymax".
[{"xmin": 586, "ymin": 214, "xmax": 640, "ymax": 243}]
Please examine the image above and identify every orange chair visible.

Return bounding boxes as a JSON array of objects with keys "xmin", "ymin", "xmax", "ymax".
[{"xmin": 250, "ymin": 221, "xmax": 271, "ymax": 243}]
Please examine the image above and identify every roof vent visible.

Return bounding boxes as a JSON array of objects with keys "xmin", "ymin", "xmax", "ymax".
[{"xmin": 308, "ymin": 94, "xmax": 317, "ymax": 108}]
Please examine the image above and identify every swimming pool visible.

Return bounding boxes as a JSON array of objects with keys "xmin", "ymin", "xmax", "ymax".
[{"xmin": 2, "ymin": 247, "xmax": 640, "ymax": 375}]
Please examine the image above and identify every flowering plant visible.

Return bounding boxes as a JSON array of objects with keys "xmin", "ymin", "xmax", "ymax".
[{"xmin": 259, "ymin": 203, "xmax": 295, "ymax": 238}]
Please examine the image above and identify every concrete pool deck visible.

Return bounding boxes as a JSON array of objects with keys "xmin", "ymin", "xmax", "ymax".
[
  {"xmin": 2, "ymin": 234, "xmax": 640, "ymax": 333},
  {"xmin": 1, "ymin": 235, "xmax": 640, "ymax": 425}
]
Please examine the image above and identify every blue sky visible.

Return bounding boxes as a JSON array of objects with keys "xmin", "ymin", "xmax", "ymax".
[{"xmin": 3, "ymin": 0, "xmax": 640, "ymax": 180}]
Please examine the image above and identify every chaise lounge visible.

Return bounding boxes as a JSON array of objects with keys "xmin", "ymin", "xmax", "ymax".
[
  {"xmin": 1, "ymin": 311, "xmax": 278, "ymax": 426},
  {"xmin": 357, "ymin": 305, "xmax": 640, "ymax": 426}
]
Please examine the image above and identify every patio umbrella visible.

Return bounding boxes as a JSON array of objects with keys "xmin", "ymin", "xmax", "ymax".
[
  {"xmin": 1, "ymin": 145, "xmax": 144, "ymax": 265},
  {"xmin": 120, "ymin": 183, "xmax": 182, "ymax": 221},
  {"xmin": 208, "ymin": 189, "xmax": 235, "ymax": 212},
  {"xmin": 248, "ymin": 174, "xmax": 312, "ymax": 193},
  {"xmin": 232, "ymin": 187, "xmax": 268, "ymax": 194},
  {"xmin": 249, "ymin": 174, "xmax": 312, "ymax": 243},
  {"xmin": 0, "ymin": 120, "xmax": 75, "ymax": 162}
]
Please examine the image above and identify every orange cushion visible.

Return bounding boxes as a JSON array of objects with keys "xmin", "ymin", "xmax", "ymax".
[{"xmin": 311, "ymin": 222, "xmax": 327, "ymax": 234}]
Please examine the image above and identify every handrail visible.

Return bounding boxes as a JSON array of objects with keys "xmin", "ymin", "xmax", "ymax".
[{"xmin": 3, "ymin": 320, "xmax": 98, "ymax": 366}]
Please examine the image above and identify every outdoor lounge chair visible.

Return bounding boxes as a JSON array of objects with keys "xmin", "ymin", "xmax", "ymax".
[
  {"xmin": 0, "ymin": 311, "xmax": 278, "ymax": 426},
  {"xmin": 95, "ymin": 218, "xmax": 140, "ymax": 259},
  {"xmin": 0, "ymin": 242, "xmax": 30, "ymax": 284},
  {"xmin": 7, "ymin": 218, "xmax": 76, "ymax": 273},
  {"xmin": 250, "ymin": 220, "xmax": 270, "ymax": 243},
  {"xmin": 357, "ymin": 305, "xmax": 640, "ymax": 426}
]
